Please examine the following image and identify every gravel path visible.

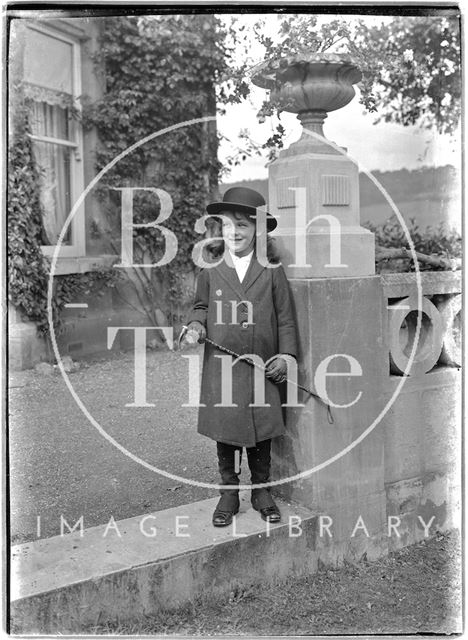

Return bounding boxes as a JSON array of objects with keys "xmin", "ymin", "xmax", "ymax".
[
  {"xmin": 9, "ymin": 350, "xmax": 461, "ymax": 635},
  {"xmin": 9, "ymin": 346, "xmax": 229, "ymax": 543}
]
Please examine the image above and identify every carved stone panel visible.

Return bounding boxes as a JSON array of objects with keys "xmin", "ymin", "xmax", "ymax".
[
  {"xmin": 276, "ymin": 176, "xmax": 300, "ymax": 209},
  {"xmin": 321, "ymin": 174, "xmax": 350, "ymax": 206}
]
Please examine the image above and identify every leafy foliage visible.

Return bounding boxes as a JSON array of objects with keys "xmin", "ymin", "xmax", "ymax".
[
  {"xmin": 350, "ymin": 15, "xmax": 461, "ymax": 135},
  {"xmin": 9, "ymin": 15, "xmax": 249, "ymax": 337},
  {"xmin": 254, "ymin": 16, "xmax": 350, "ymax": 60},
  {"xmin": 54, "ymin": 268, "xmax": 123, "ymax": 320},
  {"xmin": 8, "ymin": 100, "xmax": 53, "ymax": 334},
  {"xmin": 8, "ymin": 97, "xmax": 121, "ymax": 336},
  {"xmin": 10, "ymin": 14, "xmax": 460, "ymax": 338},
  {"xmin": 221, "ymin": 169, "xmax": 461, "ymax": 273},
  {"xmin": 363, "ymin": 216, "xmax": 461, "ymax": 272},
  {"xmin": 248, "ymin": 14, "xmax": 461, "ymax": 157},
  {"xmin": 82, "ymin": 15, "xmax": 248, "ymax": 324}
]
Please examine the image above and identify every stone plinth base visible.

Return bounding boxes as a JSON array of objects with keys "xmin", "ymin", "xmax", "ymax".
[
  {"xmin": 275, "ymin": 226, "xmax": 375, "ymax": 278},
  {"xmin": 11, "ymin": 494, "xmax": 318, "ymax": 634},
  {"xmin": 9, "ymin": 320, "xmax": 50, "ymax": 371},
  {"xmin": 272, "ymin": 276, "xmax": 387, "ymax": 560}
]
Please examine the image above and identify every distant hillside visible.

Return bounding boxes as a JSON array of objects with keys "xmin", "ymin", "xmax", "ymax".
[{"xmin": 221, "ymin": 165, "xmax": 460, "ymax": 230}]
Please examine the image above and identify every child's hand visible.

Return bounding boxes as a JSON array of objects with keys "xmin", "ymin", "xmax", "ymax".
[
  {"xmin": 186, "ymin": 321, "xmax": 206, "ymax": 344},
  {"xmin": 265, "ymin": 356, "xmax": 288, "ymax": 383}
]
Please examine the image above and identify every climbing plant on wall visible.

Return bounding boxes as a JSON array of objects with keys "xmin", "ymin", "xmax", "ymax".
[
  {"xmin": 8, "ymin": 95, "xmax": 122, "ymax": 336},
  {"xmin": 82, "ymin": 14, "xmax": 250, "ymax": 326},
  {"xmin": 8, "ymin": 100, "xmax": 53, "ymax": 334},
  {"xmin": 9, "ymin": 14, "xmax": 250, "ymax": 337}
]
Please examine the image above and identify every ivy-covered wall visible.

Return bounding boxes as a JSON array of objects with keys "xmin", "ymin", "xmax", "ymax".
[
  {"xmin": 8, "ymin": 14, "xmax": 227, "ymax": 366},
  {"xmin": 8, "ymin": 18, "xmax": 121, "ymax": 342},
  {"xmin": 82, "ymin": 14, "xmax": 222, "ymax": 329}
]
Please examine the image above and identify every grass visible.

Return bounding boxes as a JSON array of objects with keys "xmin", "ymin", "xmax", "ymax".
[{"xmin": 86, "ymin": 529, "xmax": 461, "ymax": 636}]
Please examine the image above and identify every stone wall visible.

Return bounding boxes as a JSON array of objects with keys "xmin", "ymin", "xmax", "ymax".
[
  {"xmin": 380, "ymin": 272, "xmax": 461, "ymax": 551},
  {"xmin": 272, "ymin": 270, "xmax": 461, "ymax": 562}
]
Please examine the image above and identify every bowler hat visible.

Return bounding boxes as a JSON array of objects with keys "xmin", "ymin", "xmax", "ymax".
[{"xmin": 206, "ymin": 187, "xmax": 277, "ymax": 232}]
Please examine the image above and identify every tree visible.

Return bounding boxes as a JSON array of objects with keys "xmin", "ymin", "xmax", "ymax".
[
  {"xmin": 350, "ymin": 15, "xmax": 461, "ymax": 135},
  {"xmin": 247, "ymin": 12, "xmax": 461, "ymax": 151},
  {"xmin": 227, "ymin": 14, "xmax": 462, "ymax": 270}
]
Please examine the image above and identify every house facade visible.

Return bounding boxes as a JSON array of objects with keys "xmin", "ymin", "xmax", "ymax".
[{"xmin": 8, "ymin": 14, "xmax": 214, "ymax": 369}]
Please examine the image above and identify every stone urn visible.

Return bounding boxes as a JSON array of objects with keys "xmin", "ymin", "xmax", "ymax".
[{"xmin": 251, "ymin": 52, "xmax": 362, "ymax": 154}]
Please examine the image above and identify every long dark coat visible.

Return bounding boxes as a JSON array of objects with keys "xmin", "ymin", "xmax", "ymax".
[{"xmin": 187, "ymin": 254, "xmax": 297, "ymax": 447}]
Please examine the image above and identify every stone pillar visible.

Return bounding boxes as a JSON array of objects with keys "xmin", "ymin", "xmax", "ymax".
[
  {"xmin": 273, "ymin": 276, "xmax": 387, "ymax": 562},
  {"xmin": 268, "ymin": 145, "xmax": 376, "ymax": 278},
  {"xmin": 252, "ymin": 53, "xmax": 375, "ymax": 279},
  {"xmin": 252, "ymin": 54, "xmax": 387, "ymax": 562}
]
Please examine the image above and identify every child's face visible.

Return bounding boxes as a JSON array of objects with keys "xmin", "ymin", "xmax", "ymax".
[{"xmin": 221, "ymin": 211, "xmax": 256, "ymax": 257}]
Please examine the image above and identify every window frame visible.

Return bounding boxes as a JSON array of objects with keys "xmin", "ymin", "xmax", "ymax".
[{"xmin": 25, "ymin": 22, "xmax": 86, "ymax": 258}]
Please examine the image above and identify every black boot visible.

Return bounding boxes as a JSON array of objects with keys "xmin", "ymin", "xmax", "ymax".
[
  {"xmin": 247, "ymin": 439, "xmax": 281, "ymax": 523},
  {"xmin": 213, "ymin": 442, "xmax": 242, "ymax": 527}
]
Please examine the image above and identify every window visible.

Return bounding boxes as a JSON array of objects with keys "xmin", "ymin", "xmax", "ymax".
[{"xmin": 23, "ymin": 23, "xmax": 85, "ymax": 257}]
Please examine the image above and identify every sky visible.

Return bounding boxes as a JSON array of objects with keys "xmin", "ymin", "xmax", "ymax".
[{"xmin": 216, "ymin": 14, "xmax": 461, "ymax": 184}]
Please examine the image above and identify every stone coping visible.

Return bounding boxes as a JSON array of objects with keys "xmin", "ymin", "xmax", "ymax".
[
  {"xmin": 52, "ymin": 255, "xmax": 118, "ymax": 276},
  {"xmin": 381, "ymin": 271, "xmax": 461, "ymax": 297}
]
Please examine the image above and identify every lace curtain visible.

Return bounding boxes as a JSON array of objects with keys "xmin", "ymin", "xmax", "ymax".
[
  {"xmin": 24, "ymin": 82, "xmax": 73, "ymax": 109},
  {"xmin": 29, "ymin": 101, "xmax": 72, "ymax": 245},
  {"xmin": 23, "ymin": 26, "xmax": 75, "ymax": 246}
]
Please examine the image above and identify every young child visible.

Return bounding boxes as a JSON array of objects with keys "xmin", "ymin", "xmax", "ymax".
[{"xmin": 185, "ymin": 187, "xmax": 297, "ymax": 527}]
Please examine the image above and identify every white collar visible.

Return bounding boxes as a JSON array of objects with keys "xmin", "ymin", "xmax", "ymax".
[{"xmin": 229, "ymin": 250, "xmax": 254, "ymax": 263}]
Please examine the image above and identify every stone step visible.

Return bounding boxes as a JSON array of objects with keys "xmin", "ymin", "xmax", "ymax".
[{"xmin": 10, "ymin": 493, "xmax": 319, "ymax": 634}]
